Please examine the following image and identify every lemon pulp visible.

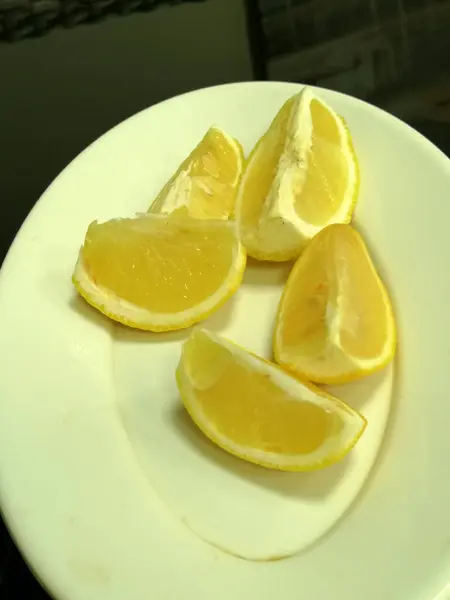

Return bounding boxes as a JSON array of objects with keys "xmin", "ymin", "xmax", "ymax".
[
  {"xmin": 238, "ymin": 97, "xmax": 294, "ymax": 237},
  {"xmin": 149, "ymin": 126, "xmax": 243, "ymax": 220},
  {"xmin": 183, "ymin": 331, "xmax": 335, "ymax": 455},
  {"xmin": 275, "ymin": 224, "xmax": 396, "ymax": 383},
  {"xmin": 82, "ymin": 216, "xmax": 236, "ymax": 313},
  {"xmin": 295, "ymin": 99, "xmax": 351, "ymax": 225}
]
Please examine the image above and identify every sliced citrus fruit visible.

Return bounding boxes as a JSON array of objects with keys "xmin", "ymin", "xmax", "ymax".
[
  {"xmin": 176, "ymin": 329, "xmax": 366, "ymax": 472},
  {"xmin": 72, "ymin": 213, "xmax": 246, "ymax": 332},
  {"xmin": 236, "ymin": 87, "xmax": 359, "ymax": 261},
  {"xmin": 274, "ymin": 224, "xmax": 396, "ymax": 384},
  {"xmin": 149, "ymin": 126, "xmax": 244, "ymax": 220}
]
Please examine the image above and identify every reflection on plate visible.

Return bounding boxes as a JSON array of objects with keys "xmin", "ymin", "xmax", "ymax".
[{"xmin": 115, "ymin": 260, "xmax": 393, "ymax": 560}]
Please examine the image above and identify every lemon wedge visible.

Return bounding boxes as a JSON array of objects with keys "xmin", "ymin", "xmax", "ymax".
[
  {"xmin": 72, "ymin": 213, "xmax": 246, "ymax": 332},
  {"xmin": 176, "ymin": 329, "xmax": 366, "ymax": 472},
  {"xmin": 274, "ymin": 224, "xmax": 396, "ymax": 384},
  {"xmin": 149, "ymin": 126, "xmax": 244, "ymax": 220},
  {"xmin": 236, "ymin": 88, "xmax": 359, "ymax": 261}
]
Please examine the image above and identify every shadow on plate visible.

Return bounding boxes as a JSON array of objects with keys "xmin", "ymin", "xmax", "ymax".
[
  {"xmin": 69, "ymin": 294, "xmax": 114, "ymax": 331},
  {"xmin": 169, "ymin": 405, "xmax": 352, "ymax": 502},
  {"xmin": 112, "ymin": 295, "xmax": 238, "ymax": 345},
  {"xmin": 201, "ymin": 295, "xmax": 238, "ymax": 332},
  {"xmin": 113, "ymin": 324, "xmax": 189, "ymax": 345},
  {"xmin": 243, "ymin": 258, "xmax": 294, "ymax": 287},
  {"xmin": 324, "ymin": 368, "xmax": 388, "ymax": 411}
]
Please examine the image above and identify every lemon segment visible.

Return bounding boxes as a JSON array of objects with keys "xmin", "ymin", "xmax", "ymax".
[
  {"xmin": 236, "ymin": 88, "xmax": 359, "ymax": 261},
  {"xmin": 274, "ymin": 224, "xmax": 396, "ymax": 384},
  {"xmin": 177, "ymin": 329, "xmax": 366, "ymax": 471},
  {"xmin": 72, "ymin": 213, "xmax": 246, "ymax": 332},
  {"xmin": 149, "ymin": 126, "xmax": 244, "ymax": 220}
]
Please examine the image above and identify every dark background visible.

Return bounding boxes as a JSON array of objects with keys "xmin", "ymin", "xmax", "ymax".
[{"xmin": 1, "ymin": 0, "xmax": 449, "ymax": 597}]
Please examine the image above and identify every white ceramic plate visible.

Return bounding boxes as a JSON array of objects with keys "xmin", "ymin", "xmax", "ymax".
[{"xmin": 0, "ymin": 82, "xmax": 449, "ymax": 600}]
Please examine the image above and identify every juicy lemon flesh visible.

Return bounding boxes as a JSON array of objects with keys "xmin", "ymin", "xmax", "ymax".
[
  {"xmin": 278, "ymin": 232, "xmax": 332, "ymax": 357},
  {"xmin": 337, "ymin": 227, "xmax": 389, "ymax": 359},
  {"xmin": 294, "ymin": 100, "xmax": 350, "ymax": 226},
  {"xmin": 279, "ymin": 224, "xmax": 390, "ymax": 363},
  {"xmin": 239, "ymin": 98, "xmax": 294, "ymax": 235},
  {"xmin": 184, "ymin": 331, "xmax": 337, "ymax": 455},
  {"xmin": 82, "ymin": 216, "xmax": 236, "ymax": 313},
  {"xmin": 150, "ymin": 127, "xmax": 242, "ymax": 220}
]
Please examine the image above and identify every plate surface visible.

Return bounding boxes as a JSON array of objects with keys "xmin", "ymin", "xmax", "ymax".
[{"xmin": 0, "ymin": 82, "xmax": 449, "ymax": 600}]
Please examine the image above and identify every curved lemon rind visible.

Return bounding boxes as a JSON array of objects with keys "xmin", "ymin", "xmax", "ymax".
[
  {"xmin": 274, "ymin": 347, "xmax": 396, "ymax": 386},
  {"xmin": 177, "ymin": 330, "xmax": 367, "ymax": 472},
  {"xmin": 72, "ymin": 244, "xmax": 247, "ymax": 333}
]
